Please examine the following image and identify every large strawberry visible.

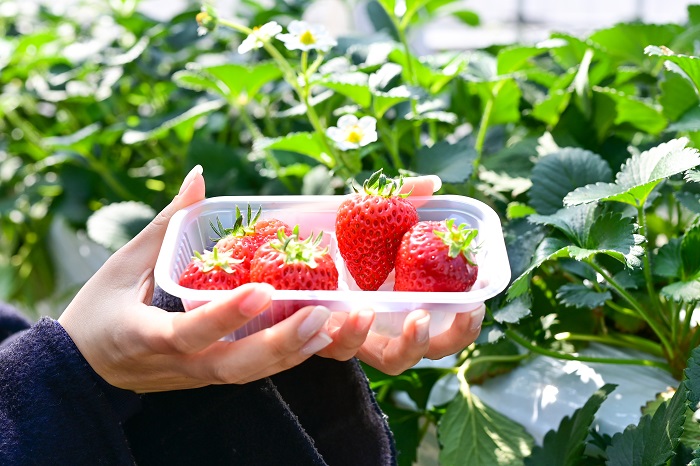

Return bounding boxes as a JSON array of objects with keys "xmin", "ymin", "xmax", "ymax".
[
  {"xmin": 211, "ymin": 205, "xmax": 292, "ymax": 269},
  {"xmin": 335, "ymin": 169, "xmax": 419, "ymax": 291},
  {"xmin": 250, "ymin": 226, "xmax": 338, "ymax": 291},
  {"xmin": 394, "ymin": 219, "xmax": 479, "ymax": 292},
  {"xmin": 179, "ymin": 247, "xmax": 249, "ymax": 290}
]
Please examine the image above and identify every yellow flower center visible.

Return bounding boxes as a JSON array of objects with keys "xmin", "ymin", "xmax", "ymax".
[
  {"xmin": 300, "ymin": 30, "xmax": 316, "ymax": 45},
  {"xmin": 346, "ymin": 127, "xmax": 363, "ymax": 144}
]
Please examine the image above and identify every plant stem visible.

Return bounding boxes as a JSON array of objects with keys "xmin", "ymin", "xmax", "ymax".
[
  {"xmin": 637, "ymin": 204, "xmax": 663, "ymax": 313},
  {"xmin": 506, "ymin": 329, "xmax": 671, "ymax": 372},
  {"xmin": 586, "ymin": 258, "xmax": 674, "ymax": 359},
  {"xmin": 469, "ymin": 82, "xmax": 501, "ymax": 197},
  {"xmin": 555, "ymin": 332, "xmax": 664, "ymax": 358}
]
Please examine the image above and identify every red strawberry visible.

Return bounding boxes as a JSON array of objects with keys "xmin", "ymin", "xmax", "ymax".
[
  {"xmin": 211, "ymin": 205, "xmax": 292, "ymax": 269},
  {"xmin": 178, "ymin": 247, "xmax": 249, "ymax": 290},
  {"xmin": 335, "ymin": 169, "xmax": 419, "ymax": 291},
  {"xmin": 394, "ymin": 219, "xmax": 479, "ymax": 292},
  {"xmin": 250, "ymin": 227, "xmax": 338, "ymax": 291}
]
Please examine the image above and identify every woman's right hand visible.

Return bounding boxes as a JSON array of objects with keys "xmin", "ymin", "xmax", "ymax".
[{"xmin": 58, "ymin": 167, "xmax": 333, "ymax": 393}]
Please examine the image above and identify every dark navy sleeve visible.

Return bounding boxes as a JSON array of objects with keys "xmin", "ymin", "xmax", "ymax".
[{"xmin": 0, "ymin": 317, "xmax": 139, "ymax": 465}]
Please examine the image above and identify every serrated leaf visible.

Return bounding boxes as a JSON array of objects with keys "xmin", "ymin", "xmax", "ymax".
[
  {"xmin": 595, "ymin": 87, "xmax": 668, "ymax": 134},
  {"xmin": 529, "ymin": 148, "xmax": 613, "ymax": 215},
  {"xmin": 646, "ymin": 46, "xmax": 700, "ymax": 94},
  {"xmin": 415, "ymin": 137, "xmax": 476, "ymax": 183},
  {"xmin": 472, "ymin": 78, "xmax": 522, "ymax": 125},
  {"xmin": 86, "ymin": 201, "xmax": 156, "ymax": 251},
  {"xmin": 668, "ymin": 106, "xmax": 700, "ymax": 133},
  {"xmin": 660, "ymin": 72, "xmax": 699, "ymax": 121},
  {"xmin": 438, "ymin": 382, "xmax": 533, "ymax": 465},
  {"xmin": 373, "ymin": 86, "xmax": 411, "ymax": 118},
  {"xmin": 687, "ymin": 170, "xmax": 700, "ymax": 184},
  {"xmin": 465, "ymin": 339, "xmax": 521, "ymax": 385},
  {"xmin": 506, "ymin": 202, "xmax": 536, "ymax": 219},
  {"xmin": 681, "ymin": 224, "xmax": 700, "ymax": 278},
  {"xmin": 507, "ymin": 237, "xmax": 572, "ymax": 300},
  {"xmin": 606, "ymin": 375, "xmax": 689, "ymax": 466},
  {"xmin": 564, "ymin": 138, "xmax": 700, "ymax": 207},
  {"xmin": 254, "ymin": 132, "xmax": 333, "ymax": 166},
  {"xmin": 492, "ymin": 296, "xmax": 531, "ymax": 323},
  {"xmin": 654, "ymin": 238, "xmax": 683, "ymax": 278},
  {"xmin": 202, "ymin": 62, "xmax": 283, "ymax": 101},
  {"xmin": 661, "ymin": 280, "xmax": 700, "ymax": 302},
  {"xmin": 676, "ymin": 191, "xmax": 700, "ymax": 214},
  {"xmin": 496, "ymin": 40, "xmax": 566, "ymax": 75},
  {"xmin": 530, "ymin": 90, "xmax": 571, "ymax": 127},
  {"xmin": 172, "ymin": 70, "xmax": 227, "ymax": 98},
  {"xmin": 525, "ymin": 384, "xmax": 616, "ymax": 466},
  {"xmin": 557, "ymin": 284, "xmax": 611, "ymax": 309}
]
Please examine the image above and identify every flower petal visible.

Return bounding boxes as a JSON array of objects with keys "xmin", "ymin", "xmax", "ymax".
[{"xmin": 337, "ymin": 114, "xmax": 359, "ymax": 128}]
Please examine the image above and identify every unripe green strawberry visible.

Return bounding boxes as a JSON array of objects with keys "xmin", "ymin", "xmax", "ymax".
[
  {"xmin": 394, "ymin": 219, "xmax": 478, "ymax": 292},
  {"xmin": 250, "ymin": 226, "xmax": 338, "ymax": 290},
  {"xmin": 178, "ymin": 247, "xmax": 249, "ymax": 290},
  {"xmin": 335, "ymin": 169, "xmax": 419, "ymax": 291}
]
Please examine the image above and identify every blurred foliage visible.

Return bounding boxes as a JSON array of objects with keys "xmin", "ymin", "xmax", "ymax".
[{"xmin": 4, "ymin": 0, "xmax": 700, "ymax": 464}]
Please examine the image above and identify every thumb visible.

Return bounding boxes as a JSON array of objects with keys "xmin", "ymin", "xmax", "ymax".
[{"xmin": 113, "ymin": 165, "xmax": 206, "ymax": 270}]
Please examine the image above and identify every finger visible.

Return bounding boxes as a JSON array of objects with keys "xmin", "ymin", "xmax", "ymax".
[
  {"xmin": 401, "ymin": 175, "xmax": 442, "ymax": 197},
  {"xmin": 357, "ymin": 310, "xmax": 431, "ymax": 375},
  {"xmin": 317, "ymin": 309, "xmax": 375, "ymax": 361},
  {"xmin": 424, "ymin": 305, "xmax": 485, "ymax": 359},
  {"xmin": 188, "ymin": 305, "xmax": 333, "ymax": 385},
  {"xmin": 115, "ymin": 165, "xmax": 206, "ymax": 272},
  {"xmin": 154, "ymin": 283, "xmax": 274, "ymax": 354}
]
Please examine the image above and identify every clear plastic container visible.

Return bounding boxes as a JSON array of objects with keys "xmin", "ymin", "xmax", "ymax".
[{"xmin": 154, "ymin": 195, "xmax": 510, "ymax": 340}]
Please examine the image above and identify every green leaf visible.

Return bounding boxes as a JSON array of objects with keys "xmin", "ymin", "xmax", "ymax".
[
  {"xmin": 465, "ymin": 339, "xmax": 521, "ymax": 385},
  {"xmin": 525, "ymin": 384, "xmax": 616, "ymax": 466},
  {"xmin": 506, "ymin": 202, "xmax": 536, "ymax": 219},
  {"xmin": 496, "ymin": 40, "xmax": 566, "ymax": 75},
  {"xmin": 254, "ymin": 132, "xmax": 334, "ymax": 167},
  {"xmin": 492, "ymin": 296, "xmax": 531, "ymax": 324},
  {"xmin": 557, "ymin": 284, "xmax": 612, "ymax": 309},
  {"xmin": 661, "ymin": 280, "xmax": 700, "ymax": 302},
  {"xmin": 590, "ymin": 24, "xmax": 684, "ymax": 67},
  {"xmin": 318, "ymin": 73, "xmax": 372, "ymax": 108},
  {"xmin": 654, "ymin": 238, "xmax": 683, "ymax": 278},
  {"xmin": 681, "ymin": 224, "xmax": 700, "ymax": 278},
  {"xmin": 172, "ymin": 69, "xmax": 227, "ymax": 98},
  {"xmin": 646, "ymin": 46, "xmax": 700, "ymax": 94},
  {"xmin": 564, "ymin": 138, "xmax": 700, "ymax": 207},
  {"xmin": 451, "ymin": 10, "xmax": 479, "ymax": 27},
  {"xmin": 687, "ymin": 171, "xmax": 700, "ymax": 184},
  {"xmin": 415, "ymin": 137, "xmax": 477, "ymax": 184},
  {"xmin": 668, "ymin": 106, "xmax": 700, "ymax": 133},
  {"xmin": 660, "ymin": 72, "xmax": 699, "ymax": 121},
  {"xmin": 202, "ymin": 62, "xmax": 284, "ymax": 102},
  {"xmin": 86, "ymin": 201, "xmax": 156, "ymax": 251},
  {"xmin": 472, "ymin": 78, "xmax": 522, "ymax": 125},
  {"xmin": 507, "ymin": 237, "xmax": 572, "ymax": 299},
  {"xmin": 122, "ymin": 99, "xmax": 225, "ymax": 144},
  {"xmin": 529, "ymin": 148, "xmax": 613, "ymax": 215},
  {"xmin": 373, "ymin": 87, "xmax": 411, "ymax": 118},
  {"xmin": 606, "ymin": 375, "xmax": 689, "ymax": 465},
  {"xmin": 438, "ymin": 383, "xmax": 533, "ymax": 465},
  {"xmin": 594, "ymin": 87, "xmax": 668, "ymax": 134},
  {"xmin": 676, "ymin": 191, "xmax": 700, "ymax": 214},
  {"xmin": 530, "ymin": 90, "xmax": 571, "ymax": 127}
]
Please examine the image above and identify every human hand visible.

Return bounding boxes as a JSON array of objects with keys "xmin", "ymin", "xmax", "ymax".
[
  {"xmin": 58, "ymin": 166, "xmax": 333, "ymax": 393},
  {"xmin": 316, "ymin": 174, "xmax": 486, "ymax": 374}
]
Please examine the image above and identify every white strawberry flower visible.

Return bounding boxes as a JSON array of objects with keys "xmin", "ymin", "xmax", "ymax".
[
  {"xmin": 276, "ymin": 20, "xmax": 337, "ymax": 52},
  {"xmin": 326, "ymin": 115, "xmax": 378, "ymax": 151},
  {"xmin": 237, "ymin": 21, "xmax": 283, "ymax": 54}
]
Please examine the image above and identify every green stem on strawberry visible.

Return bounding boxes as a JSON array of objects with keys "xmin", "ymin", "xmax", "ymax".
[{"xmin": 505, "ymin": 328, "xmax": 671, "ymax": 372}]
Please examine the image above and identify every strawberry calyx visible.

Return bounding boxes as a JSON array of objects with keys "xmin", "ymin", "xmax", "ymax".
[
  {"xmin": 433, "ymin": 219, "xmax": 479, "ymax": 264},
  {"xmin": 355, "ymin": 168, "xmax": 411, "ymax": 199},
  {"xmin": 270, "ymin": 225, "xmax": 328, "ymax": 269},
  {"xmin": 192, "ymin": 247, "xmax": 244, "ymax": 274},
  {"xmin": 210, "ymin": 204, "xmax": 262, "ymax": 241}
]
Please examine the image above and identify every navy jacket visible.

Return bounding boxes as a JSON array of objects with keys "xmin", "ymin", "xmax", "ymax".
[{"xmin": 0, "ymin": 290, "xmax": 396, "ymax": 465}]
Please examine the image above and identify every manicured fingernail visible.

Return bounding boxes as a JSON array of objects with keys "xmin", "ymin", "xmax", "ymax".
[
  {"xmin": 301, "ymin": 332, "xmax": 333, "ymax": 354},
  {"xmin": 469, "ymin": 305, "xmax": 485, "ymax": 331},
  {"xmin": 238, "ymin": 283, "xmax": 274, "ymax": 316},
  {"xmin": 415, "ymin": 315, "xmax": 430, "ymax": 343},
  {"xmin": 355, "ymin": 310, "xmax": 374, "ymax": 332},
  {"xmin": 178, "ymin": 164, "xmax": 203, "ymax": 195},
  {"xmin": 428, "ymin": 175, "xmax": 442, "ymax": 192},
  {"xmin": 298, "ymin": 306, "xmax": 331, "ymax": 339}
]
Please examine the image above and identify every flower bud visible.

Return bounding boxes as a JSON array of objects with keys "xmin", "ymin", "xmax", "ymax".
[{"xmin": 196, "ymin": 6, "xmax": 218, "ymax": 36}]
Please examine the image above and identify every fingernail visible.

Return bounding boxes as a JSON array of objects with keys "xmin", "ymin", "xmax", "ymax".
[
  {"xmin": 298, "ymin": 306, "xmax": 331, "ymax": 339},
  {"xmin": 301, "ymin": 332, "xmax": 333, "ymax": 354},
  {"xmin": 415, "ymin": 315, "xmax": 430, "ymax": 343},
  {"xmin": 355, "ymin": 309, "xmax": 374, "ymax": 332},
  {"xmin": 178, "ymin": 164, "xmax": 203, "ymax": 195},
  {"xmin": 469, "ymin": 305, "xmax": 485, "ymax": 331},
  {"xmin": 427, "ymin": 175, "xmax": 442, "ymax": 193},
  {"xmin": 238, "ymin": 283, "xmax": 274, "ymax": 316}
]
